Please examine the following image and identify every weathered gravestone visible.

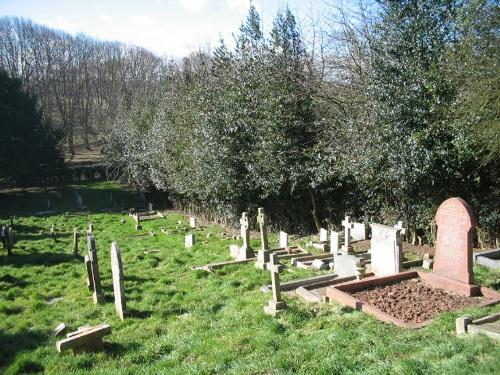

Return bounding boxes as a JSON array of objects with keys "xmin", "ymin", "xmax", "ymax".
[
  {"xmin": 370, "ymin": 223, "xmax": 403, "ymax": 276},
  {"xmin": 422, "ymin": 253, "xmax": 433, "ymax": 270},
  {"xmin": 264, "ymin": 253, "xmax": 287, "ymax": 316},
  {"xmin": 56, "ymin": 324, "xmax": 111, "ymax": 353},
  {"xmin": 334, "ymin": 253, "xmax": 359, "ymax": 278},
  {"xmin": 237, "ymin": 212, "xmax": 254, "ymax": 260},
  {"xmin": 279, "ymin": 231, "xmax": 288, "ymax": 249},
  {"xmin": 185, "ymin": 233, "xmax": 195, "ymax": 249},
  {"xmin": 257, "ymin": 208, "xmax": 269, "ymax": 251},
  {"xmin": 428, "ymin": 197, "xmax": 477, "ymax": 294},
  {"xmin": 320, "ymin": 228, "xmax": 328, "ymax": 242},
  {"xmin": 330, "ymin": 230, "xmax": 340, "ymax": 254},
  {"xmin": 110, "ymin": 242, "xmax": 127, "ymax": 320},
  {"xmin": 189, "ymin": 216, "xmax": 196, "ymax": 229},
  {"xmin": 351, "ymin": 222, "xmax": 368, "ymax": 242},
  {"xmin": 73, "ymin": 228, "xmax": 79, "ymax": 255},
  {"xmin": 87, "ymin": 235, "xmax": 104, "ymax": 304},
  {"xmin": 1, "ymin": 225, "xmax": 13, "ymax": 255},
  {"xmin": 341, "ymin": 216, "xmax": 354, "ymax": 253}
]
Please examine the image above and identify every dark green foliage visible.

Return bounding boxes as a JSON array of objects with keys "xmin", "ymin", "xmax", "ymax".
[{"xmin": 0, "ymin": 69, "xmax": 63, "ymax": 184}]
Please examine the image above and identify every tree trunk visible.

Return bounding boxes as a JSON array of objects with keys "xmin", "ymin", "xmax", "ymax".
[{"xmin": 307, "ymin": 187, "xmax": 321, "ymax": 232}]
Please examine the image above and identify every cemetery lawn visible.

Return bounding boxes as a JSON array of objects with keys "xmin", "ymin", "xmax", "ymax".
[{"xmin": 0, "ymin": 182, "xmax": 499, "ymax": 375}]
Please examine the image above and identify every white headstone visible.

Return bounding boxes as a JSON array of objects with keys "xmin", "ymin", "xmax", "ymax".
[
  {"xmin": 110, "ymin": 242, "xmax": 126, "ymax": 320},
  {"xmin": 311, "ymin": 258, "xmax": 329, "ymax": 271},
  {"xmin": 330, "ymin": 230, "xmax": 340, "ymax": 254},
  {"xmin": 370, "ymin": 223, "xmax": 403, "ymax": 276},
  {"xmin": 341, "ymin": 216, "xmax": 354, "ymax": 252},
  {"xmin": 279, "ymin": 231, "xmax": 288, "ymax": 248},
  {"xmin": 319, "ymin": 228, "xmax": 328, "ymax": 242},
  {"xmin": 189, "ymin": 217, "xmax": 196, "ymax": 228},
  {"xmin": 185, "ymin": 233, "xmax": 195, "ymax": 248},
  {"xmin": 351, "ymin": 222, "xmax": 367, "ymax": 241},
  {"xmin": 334, "ymin": 253, "xmax": 360, "ymax": 278}
]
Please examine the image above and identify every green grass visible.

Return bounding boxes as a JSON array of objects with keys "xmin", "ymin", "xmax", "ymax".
[{"xmin": 0, "ymin": 182, "xmax": 499, "ymax": 374}]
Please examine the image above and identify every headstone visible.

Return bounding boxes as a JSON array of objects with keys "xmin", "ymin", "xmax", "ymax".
[
  {"xmin": 52, "ymin": 323, "xmax": 67, "ymax": 337},
  {"xmin": 229, "ymin": 244, "xmax": 240, "ymax": 259},
  {"xmin": 84, "ymin": 255, "xmax": 93, "ymax": 291},
  {"xmin": 433, "ymin": 197, "xmax": 475, "ymax": 285},
  {"xmin": 185, "ymin": 233, "xmax": 195, "ymax": 249},
  {"xmin": 351, "ymin": 222, "xmax": 367, "ymax": 241},
  {"xmin": 257, "ymin": 208, "xmax": 269, "ymax": 251},
  {"xmin": 238, "ymin": 212, "xmax": 253, "ymax": 259},
  {"xmin": 87, "ymin": 235, "xmax": 104, "ymax": 304},
  {"xmin": 330, "ymin": 230, "xmax": 340, "ymax": 254},
  {"xmin": 88, "ymin": 223, "xmax": 93, "ymax": 234},
  {"xmin": 73, "ymin": 228, "xmax": 79, "ymax": 255},
  {"xmin": 75, "ymin": 191, "xmax": 86, "ymax": 210},
  {"xmin": 456, "ymin": 316, "xmax": 473, "ymax": 335},
  {"xmin": 56, "ymin": 324, "xmax": 111, "ymax": 353},
  {"xmin": 279, "ymin": 231, "xmax": 288, "ymax": 249},
  {"xmin": 422, "ymin": 253, "xmax": 433, "ymax": 270},
  {"xmin": 334, "ymin": 253, "xmax": 360, "ymax": 278},
  {"xmin": 255, "ymin": 249, "xmax": 271, "ymax": 270},
  {"xmin": 135, "ymin": 215, "xmax": 142, "ymax": 230},
  {"xmin": 370, "ymin": 223, "xmax": 403, "ymax": 276},
  {"xmin": 110, "ymin": 242, "xmax": 127, "ymax": 320},
  {"xmin": 189, "ymin": 216, "xmax": 196, "ymax": 229},
  {"xmin": 319, "ymin": 228, "xmax": 328, "ymax": 242},
  {"xmin": 341, "ymin": 216, "xmax": 354, "ymax": 253},
  {"xmin": 148, "ymin": 202, "xmax": 153, "ymax": 212},
  {"xmin": 50, "ymin": 224, "xmax": 56, "ymax": 240},
  {"xmin": 2, "ymin": 225, "xmax": 13, "ymax": 255},
  {"xmin": 311, "ymin": 258, "xmax": 329, "ymax": 271},
  {"xmin": 264, "ymin": 253, "xmax": 287, "ymax": 316}
]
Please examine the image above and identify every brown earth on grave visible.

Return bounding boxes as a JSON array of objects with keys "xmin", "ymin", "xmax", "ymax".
[{"xmin": 350, "ymin": 278, "xmax": 483, "ymax": 325}]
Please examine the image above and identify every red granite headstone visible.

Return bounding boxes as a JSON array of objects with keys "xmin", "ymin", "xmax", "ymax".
[{"xmin": 433, "ymin": 197, "xmax": 475, "ymax": 285}]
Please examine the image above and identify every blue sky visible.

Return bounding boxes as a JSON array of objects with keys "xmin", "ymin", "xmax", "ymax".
[{"xmin": 0, "ymin": 0, "xmax": 327, "ymax": 57}]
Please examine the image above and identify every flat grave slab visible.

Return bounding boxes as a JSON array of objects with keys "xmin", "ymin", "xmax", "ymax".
[
  {"xmin": 474, "ymin": 249, "xmax": 500, "ymax": 270},
  {"xmin": 457, "ymin": 313, "xmax": 500, "ymax": 341},
  {"xmin": 325, "ymin": 271, "xmax": 500, "ymax": 328}
]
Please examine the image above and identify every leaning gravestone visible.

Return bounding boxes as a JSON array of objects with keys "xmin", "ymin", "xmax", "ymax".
[
  {"xmin": 87, "ymin": 235, "xmax": 104, "ymax": 304},
  {"xmin": 432, "ymin": 197, "xmax": 475, "ymax": 288},
  {"xmin": 110, "ymin": 242, "xmax": 127, "ymax": 320},
  {"xmin": 370, "ymin": 223, "xmax": 403, "ymax": 276},
  {"xmin": 238, "ymin": 212, "xmax": 253, "ymax": 259}
]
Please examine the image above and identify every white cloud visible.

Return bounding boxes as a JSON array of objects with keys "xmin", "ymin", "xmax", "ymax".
[
  {"xmin": 39, "ymin": 16, "xmax": 79, "ymax": 34},
  {"xmin": 225, "ymin": 0, "xmax": 250, "ymax": 13},
  {"xmin": 130, "ymin": 14, "xmax": 158, "ymax": 26},
  {"xmin": 179, "ymin": 0, "xmax": 208, "ymax": 13},
  {"xmin": 98, "ymin": 13, "xmax": 114, "ymax": 25}
]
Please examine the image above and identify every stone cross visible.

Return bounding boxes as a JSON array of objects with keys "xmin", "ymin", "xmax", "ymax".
[
  {"xmin": 73, "ymin": 228, "xmax": 79, "ymax": 255},
  {"xmin": 330, "ymin": 230, "xmax": 340, "ymax": 254},
  {"xmin": 341, "ymin": 216, "xmax": 354, "ymax": 253},
  {"xmin": 279, "ymin": 231, "xmax": 288, "ymax": 249},
  {"xmin": 110, "ymin": 242, "xmax": 127, "ymax": 320},
  {"xmin": 185, "ymin": 233, "xmax": 195, "ymax": 248},
  {"xmin": 87, "ymin": 235, "xmax": 104, "ymax": 304},
  {"xmin": 264, "ymin": 253, "xmax": 287, "ymax": 316},
  {"xmin": 257, "ymin": 208, "xmax": 269, "ymax": 251},
  {"xmin": 189, "ymin": 217, "xmax": 196, "ymax": 229}
]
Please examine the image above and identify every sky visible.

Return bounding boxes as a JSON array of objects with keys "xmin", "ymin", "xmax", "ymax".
[{"xmin": 0, "ymin": 0, "xmax": 328, "ymax": 58}]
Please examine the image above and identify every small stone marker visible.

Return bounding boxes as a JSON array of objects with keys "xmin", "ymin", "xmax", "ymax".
[
  {"xmin": 319, "ymin": 228, "xmax": 328, "ymax": 242},
  {"xmin": 189, "ymin": 216, "xmax": 196, "ymax": 228},
  {"xmin": 341, "ymin": 216, "xmax": 354, "ymax": 253},
  {"xmin": 279, "ymin": 231, "xmax": 288, "ymax": 249},
  {"xmin": 370, "ymin": 223, "xmax": 403, "ymax": 276},
  {"xmin": 2, "ymin": 225, "xmax": 13, "ymax": 255},
  {"xmin": 433, "ymin": 197, "xmax": 475, "ymax": 285},
  {"xmin": 185, "ymin": 233, "xmax": 195, "ymax": 248},
  {"xmin": 330, "ymin": 230, "xmax": 340, "ymax": 254},
  {"xmin": 255, "ymin": 249, "xmax": 271, "ymax": 270},
  {"xmin": 50, "ymin": 224, "xmax": 56, "ymax": 241},
  {"xmin": 264, "ymin": 253, "xmax": 287, "ymax": 316},
  {"xmin": 311, "ymin": 258, "xmax": 329, "ymax": 271},
  {"xmin": 52, "ymin": 323, "xmax": 67, "ymax": 337},
  {"xmin": 73, "ymin": 228, "xmax": 79, "ymax": 255},
  {"xmin": 87, "ymin": 235, "xmax": 104, "ymax": 304},
  {"xmin": 110, "ymin": 242, "xmax": 127, "ymax": 320},
  {"xmin": 257, "ymin": 207, "xmax": 269, "ymax": 250},
  {"xmin": 56, "ymin": 324, "xmax": 111, "ymax": 353},
  {"xmin": 422, "ymin": 253, "xmax": 433, "ymax": 270},
  {"xmin": 456, "ymin": 316, "xmax": 473, "ymax": 335},
  {"xmin": 148, "ymin": 202, "xmax": 153, "ymax": 212},
  {"xmin": 135, "ymin": 215, "xmax": 142, "ymax": 230}
]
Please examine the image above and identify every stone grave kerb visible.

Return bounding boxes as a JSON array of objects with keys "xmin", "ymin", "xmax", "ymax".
[
  {"xmin": 433, "ymin": 197, "xmax": 475, "ymax": 285},
  {"xmin": 257, "ymin": 208, "xmax": 269, "ymax": 251}
]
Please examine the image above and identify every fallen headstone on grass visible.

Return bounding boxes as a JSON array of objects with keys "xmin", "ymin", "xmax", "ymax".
[{"xmin": 56, "ymin": 324, "xmax": 111, "ymax": 353}]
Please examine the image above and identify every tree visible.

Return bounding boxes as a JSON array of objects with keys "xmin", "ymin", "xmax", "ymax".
[{"xmin": 0, "ymin": 69, "xmax": 63, "ymax": 184}]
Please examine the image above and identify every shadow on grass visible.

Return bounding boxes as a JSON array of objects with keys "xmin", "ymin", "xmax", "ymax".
[
  {"xmin": 127, "ymin": 308, "xmax": 152, "ymax": 319},
  {"xmin": 0, "ymin": 274, "xmax": 29, "ymax": 290},
  {"xmin": 0, "ymin": 329, "xmax": 46, "ymax": 372},
  {"xmin": 0, "ymin": 252, "xmax": 80, "ymax": 268}
]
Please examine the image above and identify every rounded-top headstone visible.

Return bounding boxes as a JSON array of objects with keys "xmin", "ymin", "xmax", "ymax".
[{"xmin": 434, "ymin": 197, "xmax": 476, "ymax": 284}]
